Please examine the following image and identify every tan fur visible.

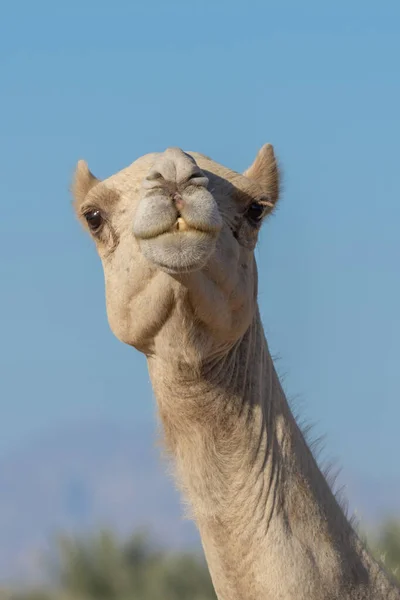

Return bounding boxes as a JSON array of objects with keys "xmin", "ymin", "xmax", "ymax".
[
  {"xmin": 72, "ymin": 146, "xmax": 400, "ymax": 599},
  {"xmin": 71, "ymin": 159, "xmax": 100, "ymax": 207},
  {"xmin": 243, "ymin": 143, "xmax": 280, "ymax": 209}
]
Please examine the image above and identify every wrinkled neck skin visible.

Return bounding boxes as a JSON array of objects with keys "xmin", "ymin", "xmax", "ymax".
[{"xmin": 147, "ymin": 308, "xmax": 399, "ymax": 600}]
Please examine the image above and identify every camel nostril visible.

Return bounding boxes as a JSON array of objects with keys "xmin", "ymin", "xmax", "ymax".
[{"xmin": 146, "ymin": 170, "xmax": 163, "ymax": 182}]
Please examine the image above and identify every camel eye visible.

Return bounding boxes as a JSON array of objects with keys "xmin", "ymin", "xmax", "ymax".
[
  {"xmin": 246, "ymin": 202, "xmax": 265, "ymax": 225},
  {"xmin": 84, "ymin": 209, "xmax": 103, "ymax": 232}
]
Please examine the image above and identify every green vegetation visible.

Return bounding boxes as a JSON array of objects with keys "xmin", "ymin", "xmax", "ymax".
[
  {"xmin": 3, "ymin": 518, "xmax": 399, "ymax": 599},
  {"xmin": 369, "ymin": 518, "xmax": 400, "ymax": 581},
  {"xmin": 8, "ymin": 530, "xmax": 216, "ymax": 600}
]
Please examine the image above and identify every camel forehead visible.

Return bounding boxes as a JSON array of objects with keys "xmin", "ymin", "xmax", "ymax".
[{"xmin": 103, "ymin": 150, "xmax": 239, "ymax": 194}]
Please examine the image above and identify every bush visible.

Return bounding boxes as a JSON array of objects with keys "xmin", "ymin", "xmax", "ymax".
[
  {"xmin": 10, "ymin": 530, "xmax": 216, "ymax": 600},
  {"xmin": 6, "ymin": 518, "xmax": 400, "ymax": 599},
  {"xmin": 369, "ymin": 518, "xmax": 400, "ymax": 582}
]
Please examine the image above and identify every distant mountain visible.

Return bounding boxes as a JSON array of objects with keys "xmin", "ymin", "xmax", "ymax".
[
  {"xmin": 0, "ymin": 419, "xmax": 199, "ymax": 585},
  {"xmin": 0, "ymin": 419, "xmax": 398, "ymax": 585}
]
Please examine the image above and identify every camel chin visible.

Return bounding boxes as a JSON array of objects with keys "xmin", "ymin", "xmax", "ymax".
[{"xmin": 137, "ymin": 229, "xmax": 217, "ymax": 274}]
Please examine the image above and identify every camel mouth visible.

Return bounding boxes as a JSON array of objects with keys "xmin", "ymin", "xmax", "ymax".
[
  {"xmin": 133, "ymin": 181, "xmax": 223, "ymax": 243},
  {"xmin": 169, "ymin": 216, "xmax": 194, "ymax": 233},
  {"xmin": 136, "ymin": 227, "xmax": 218, "ymax": 274},
  {"xmin": 133, "ymin": 153, "xmax": 223, "ymax": 272},
  {"xmin": 134, "ymin": 214, "xmax": 222, "ymax": 241}
]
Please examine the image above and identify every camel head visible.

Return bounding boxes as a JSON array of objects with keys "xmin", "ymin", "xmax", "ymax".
[{"xmin": 72, "ymin": 145, "xmax": 280, "ymax": 361}]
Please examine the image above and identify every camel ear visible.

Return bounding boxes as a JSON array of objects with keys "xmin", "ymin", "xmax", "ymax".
[
  {"xmin": 243, "ymin": 144, "xmax": 280, "ymax": 208},
  {"xmin": 71, "ymin": 160, "xmax": 100, "ymax": 207}
]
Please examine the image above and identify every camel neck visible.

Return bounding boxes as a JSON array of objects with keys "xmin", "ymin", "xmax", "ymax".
[{"xmin": 147, "ymin": 312, "xmax": 399, "ymax": 600}]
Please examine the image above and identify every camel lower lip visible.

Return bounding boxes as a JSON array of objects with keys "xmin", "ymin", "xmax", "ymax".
[
  {"xmin": 137, "ymin": 229, "xmax": 217, "ymax": 274},
  {"xmin": 147, "ymin": 258, "xmax": 206, "ymax": 274}
]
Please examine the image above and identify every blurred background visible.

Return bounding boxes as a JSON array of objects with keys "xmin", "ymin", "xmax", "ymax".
[{"xmin": 0, "ymin": 0, "xmax": 399, "ymax": 597}]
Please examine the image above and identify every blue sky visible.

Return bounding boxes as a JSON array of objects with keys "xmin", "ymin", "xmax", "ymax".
[{"xmin": 0, "ymin": 1, "xmax": 399, "ymax": 512}]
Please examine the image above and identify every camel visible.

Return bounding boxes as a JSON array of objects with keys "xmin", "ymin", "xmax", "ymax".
[{"xmin": 71, "ymin": 145, "xmax": 400, "ymax": 599}]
